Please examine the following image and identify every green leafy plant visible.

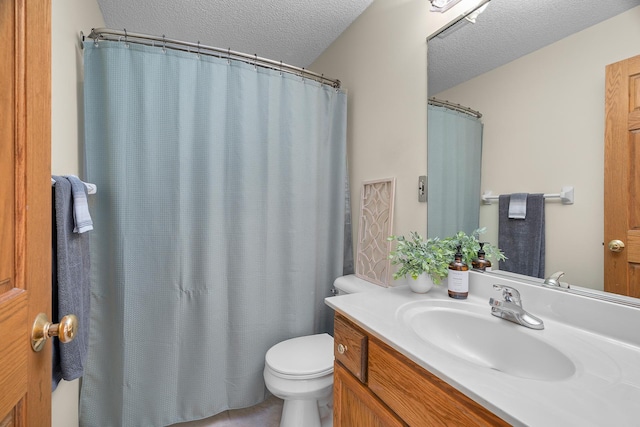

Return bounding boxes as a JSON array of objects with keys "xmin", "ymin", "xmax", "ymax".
[
  {"xmin": 442, "ymin": 227, "xmax": 506, "ymax": 267},
  {"xmin": 388, "ymin": 228, "xmax": 506, "ymax": 285},
  {"xmin": 387, "ymin": 232, "xmax": 454, "ymax": 284}
]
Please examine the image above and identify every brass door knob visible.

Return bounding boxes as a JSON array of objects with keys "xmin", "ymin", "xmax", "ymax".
[
  {"xmin": 31, "ymin": 313, "xmax": 78, "ymax": 352},
  {"xmin": 337, "ymin": 343, "xmax": 347, "ymax": 354},
  {"xmin": 608, "ymin": 240, "xmax": 625, "ymax": 253}
]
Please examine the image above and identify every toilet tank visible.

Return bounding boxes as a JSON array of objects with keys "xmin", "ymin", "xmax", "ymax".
[{"xmin": 333, "ymin": 274, "xmax": 384, "ymax": 295}]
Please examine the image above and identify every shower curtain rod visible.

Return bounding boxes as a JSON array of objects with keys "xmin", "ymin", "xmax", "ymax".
[
  {"xmin": 428, "ymin": 97, "xmax": 482, "ymax": 118},
  {"xmin": 84, "ymin": 28, "xmax": 342, "ymax": 89}
]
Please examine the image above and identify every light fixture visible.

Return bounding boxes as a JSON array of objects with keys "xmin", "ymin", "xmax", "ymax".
[
  {"xmin": 429, "ymin": 0, "xmax": 464, "ymax": 13},
  {"xmin": 427, "ymin": 0, "xmax": 493, "ymax": 40},
  {"xmin": 465, "ymin": 2, "xmax": 489, "ymax": 23}
]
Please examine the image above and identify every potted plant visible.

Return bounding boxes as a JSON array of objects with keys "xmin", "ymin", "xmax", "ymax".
[
  {"xmin": 388, "ymin": 228, "xmax": 506, "ymax": 293},
  {"xmin": 441, "ymin": 227, "xmax": 506, "ymax": 267},
  {"xmin": 388, "ymin": 232, "xmax": 454, "ymax": 292}
]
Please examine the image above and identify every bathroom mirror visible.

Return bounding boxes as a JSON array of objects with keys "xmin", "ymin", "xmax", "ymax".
[{"xmin": 427, "ymin": 1, "xmax": 640, "ymax": 299}]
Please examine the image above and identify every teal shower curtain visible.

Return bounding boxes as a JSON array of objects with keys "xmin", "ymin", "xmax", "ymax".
[
  {"xmin": 427, "ymin": 105, "xmax": 483, "ymax": 239},
  {"xmin": 79, "ymin": 41, "xmax": 348, "ymax": 426}
]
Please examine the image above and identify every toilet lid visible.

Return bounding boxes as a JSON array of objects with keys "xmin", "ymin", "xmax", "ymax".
[{"xmin": 265, "ymin": 333, "xmax": 334, "ymax": 379}]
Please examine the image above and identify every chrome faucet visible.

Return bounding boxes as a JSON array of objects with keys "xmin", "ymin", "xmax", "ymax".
[
  {"xmin": 489, "ymin": 285, "xmax": 544, "ymax": 330},
  {"xmin": 544, "ymin": 271, "xmax": 569, "ymax": 289}
]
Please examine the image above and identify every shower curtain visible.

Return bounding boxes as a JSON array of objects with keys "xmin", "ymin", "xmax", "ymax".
[
  {"xmin": 427, "ymin": 104, "xmax": 483, "ymax": 239},
  {"xmin": 79, "ymin": 41, "xmax": 348, "ymax": 427}
]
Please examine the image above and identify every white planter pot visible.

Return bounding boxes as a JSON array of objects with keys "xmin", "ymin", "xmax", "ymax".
[{"xmin": 408, "ymin": 273, "xmax": 435, "ymax": 293}]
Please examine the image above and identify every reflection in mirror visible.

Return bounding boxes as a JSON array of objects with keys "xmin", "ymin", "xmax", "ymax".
[
  {"xmin": 427, "ymin": 102, "xmax": 482, "ymax": 239},
  {"xmin": 427, "ymin": 2, "xmax": 640, "ymax": 297},
  {"xmin": 483, "ymin": 269, "xmax": 640, "ymax": 310}
]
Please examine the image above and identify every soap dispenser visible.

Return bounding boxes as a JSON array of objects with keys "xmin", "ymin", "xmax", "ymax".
[
  {"xmin": 472, "ymin": 242, "xmax": 492, "ymax": 271},
  {"xmin": 448, "ymin": 245, "xmax": 469, "ymax": 299}
]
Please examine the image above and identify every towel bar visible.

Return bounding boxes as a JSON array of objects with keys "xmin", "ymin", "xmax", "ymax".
[
  {"xmin": 481, "ymin": 186, "xmax": 574, "ymax": 205},
  {"xmin": 51, "ymin": 177, "xmax": 97, "ymax": 194}
]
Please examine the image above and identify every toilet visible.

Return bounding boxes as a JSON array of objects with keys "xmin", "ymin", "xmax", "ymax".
[{"xmin": 263, "ymin": 275, "xmax": 382, "ymax": 427}]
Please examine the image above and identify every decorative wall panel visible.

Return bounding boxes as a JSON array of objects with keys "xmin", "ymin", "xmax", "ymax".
[{"xmin": 356, "ymin": 178, "xmax": 395, "ymax": 287}]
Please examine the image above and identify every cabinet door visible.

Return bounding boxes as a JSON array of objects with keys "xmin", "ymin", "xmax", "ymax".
[
  {"xmin": 334, "ymin": 363, "xmax": 406, "ymax": 427},
  {"xmin": 368, "ymin": 339, "xmax": 509, "ymax": 426}
]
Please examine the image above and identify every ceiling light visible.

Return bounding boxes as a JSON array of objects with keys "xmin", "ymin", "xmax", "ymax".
[
  {"xmin": 465, "ymin": 2, "xmax": 489, "ymax": 23},
  {"xmin": 429, "ymin": 0, "xmax": 464, "ymax": 13}
]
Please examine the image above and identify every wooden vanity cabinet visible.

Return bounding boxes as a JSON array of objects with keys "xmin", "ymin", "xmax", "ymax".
[
  {"xmin": 333, "ymin": 314, "xmax": 510, "ymax": 427},
  {"xmin": 333, "ymin": 313, "xmax": 405, "ymax": 426},
  {"xmin": 334, "ymin": 363, "xmax": 406, "ymax": 427}
]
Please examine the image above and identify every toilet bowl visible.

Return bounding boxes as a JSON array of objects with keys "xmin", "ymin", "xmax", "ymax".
[
  {"xmin": 263, "ymin": 275, "xmax": 382, "ymax": 427},
  {"xmin": 264, "ymin": 333, "xmax": 334, "ymax": 427}
]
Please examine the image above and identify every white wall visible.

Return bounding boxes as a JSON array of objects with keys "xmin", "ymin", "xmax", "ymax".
[
  {"xmin": 311, "ymin": 0, "xmax": 480, "ymax": 283},
  {"xmin": 311, "ymin": 0, "xmax": 427, "ymax": 242},
  {"xmin": 436, "ymin": 6, "xmax": 640, "ymax": 290},
  {"xmin": 52, "ymin": 0, "xmax": 104, "ymax": 176},
  {"xmin": 51, "ymin": 1, "xmax": 104, "ymax": 426}
]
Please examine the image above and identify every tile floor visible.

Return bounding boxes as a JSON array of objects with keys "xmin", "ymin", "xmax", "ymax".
[{"xmin": 170, "ymin": 395, "xmax": 283, "ymax": 427}]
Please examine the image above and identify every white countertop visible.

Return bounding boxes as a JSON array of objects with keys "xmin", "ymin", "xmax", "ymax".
[{"xmin": 326, "ymin": 274, "xmax": 640, "ymax": 426}]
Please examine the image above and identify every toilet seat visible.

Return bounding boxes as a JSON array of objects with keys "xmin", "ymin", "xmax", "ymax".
[{"xmin": 265, "ymin": 333, "xmax": 334, "ymax": 380}]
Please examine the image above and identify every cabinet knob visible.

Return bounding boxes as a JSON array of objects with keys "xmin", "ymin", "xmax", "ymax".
[{"xmin": 337, "ymin": 343, "xmax": 347, "ymax": 354}]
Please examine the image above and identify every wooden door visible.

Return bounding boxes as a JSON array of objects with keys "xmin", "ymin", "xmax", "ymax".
[
  {"xmin": 0, "ymin": 0, "xmax": 52, "ymax": 425},
  {"xmin": 604, "ymin": 54, "xmax": 640, "ymax": 298}
]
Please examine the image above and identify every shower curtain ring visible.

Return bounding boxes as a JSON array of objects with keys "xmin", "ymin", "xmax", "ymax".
[
  {"xmin": 123, "ymin": 29, "xmax": 129, "ymax": 47},
  {"xmin": 197, "ymin": 41, "xmax": 200, "ymax": 58},
  {"xmin": 279, "ymin": 61, "xmax": 283, "ymax": 76},
  {"xmin": 254, "ymin": 54, "xmax": 258, "ymax": 71},
  {"xmin": 162, "ymin": 35, "xmax": 167, "ymax": 53},
  {"xmin": 227, "ymin": 48, "xmax": 231, "ymax": 65}
]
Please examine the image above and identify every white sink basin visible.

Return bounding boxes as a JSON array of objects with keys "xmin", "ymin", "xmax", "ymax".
[{"xmin": 397, "ymin": 300, "xmax": 576, "ymax": 381}]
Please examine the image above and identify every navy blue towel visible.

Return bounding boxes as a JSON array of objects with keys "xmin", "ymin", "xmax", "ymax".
[
  {"xmin": 52, "ymin": 176, "xmax": 92, "ymax": 390},
  {"xmin": 498, "ymin": 194, "xmax": 545, "ymax": 278}
]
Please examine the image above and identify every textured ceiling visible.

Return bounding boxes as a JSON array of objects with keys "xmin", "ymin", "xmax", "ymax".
[
  {"xmin": 428, "ymin": 0, "xmax": 640, "ymax": 95},
  {"xmin": 95, "ymin": 0, "xmax": 374, "ymax": 68},
  {"xmin": 95, "ymin": 0, "xmax": 639, "ymax": 89}
]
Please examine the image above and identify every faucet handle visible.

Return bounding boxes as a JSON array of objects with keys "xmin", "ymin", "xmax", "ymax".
[
  {"xmin": 492, "ymin": 284, "xmax": 522, "ymax": 306},
  {"xmin": 544, "ymin": 271, "xmax": 569, "ymax": 288}
]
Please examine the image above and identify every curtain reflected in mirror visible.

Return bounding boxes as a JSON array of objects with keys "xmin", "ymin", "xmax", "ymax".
[
  {"xmin": 427, "ymin": 2, "xmax": 640, "ymax": 295},
  {"xmin": 427, "ymin": 104, "xmax": 483, "ymax": 239}
]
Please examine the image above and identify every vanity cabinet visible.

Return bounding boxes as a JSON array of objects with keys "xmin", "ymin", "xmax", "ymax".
[
  {"xmin": 333, "ymin": 313, "xmax": 509, "ymax": 426},
  {"xmin": 333, "ymin": 315, "xmax": 405, "ymax": 426},
  {"xmin": 334, "ymin": 364, "xmax": 406, "ymax": 427}
]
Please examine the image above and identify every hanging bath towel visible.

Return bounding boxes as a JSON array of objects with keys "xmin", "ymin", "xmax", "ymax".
[
  {"xmin": 498, "ymin": 193, "xmax": 545, "ymax": 278},
  {"xmin": 51, "ymin": 176, "xmax": 92, "ymax": 390}
]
